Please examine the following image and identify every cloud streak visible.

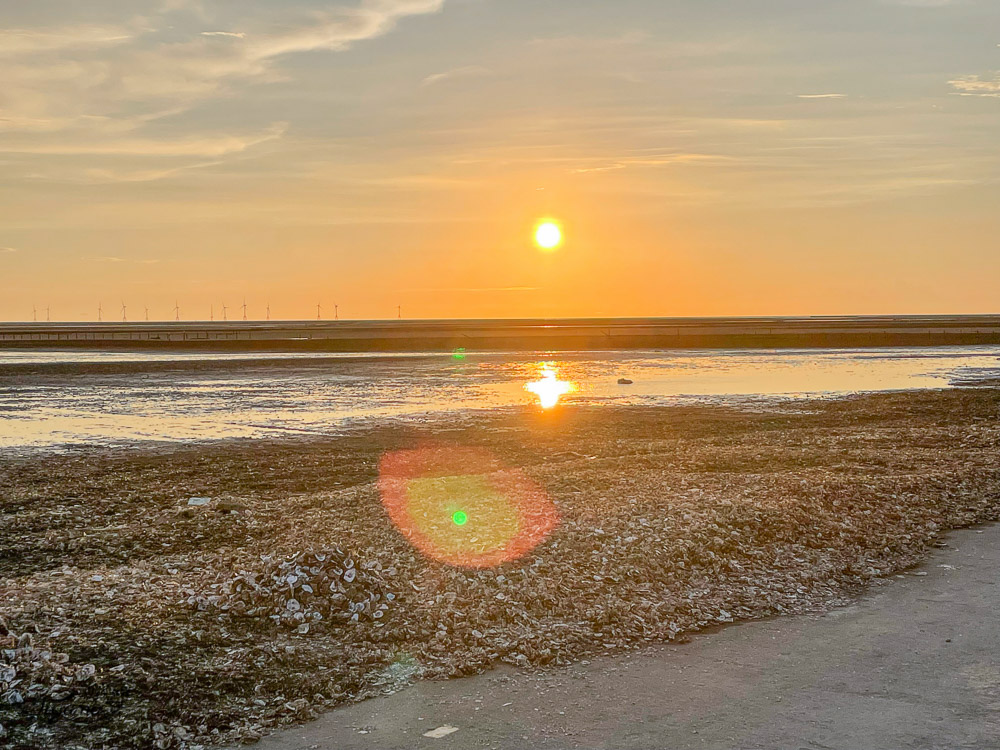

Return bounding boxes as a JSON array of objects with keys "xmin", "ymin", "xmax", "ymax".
[
  {"xmin": 86, "ymin": 256, "xmax": 160, "ymax": 264},
  {"xmin": 572, "ymin": 153, "xmax": 732, "ymax": 174},
  {"xmin": 0, "ymin": 1, "xmax": 448, "ymax": 141},
  {"xmin": 421, "ymin": 65, "xmax": 490, "ymax": 87},
  {"xmin": 0, "ymin": 123, "xmax": 288, "ymax": 156},
  {"xmin": 949, "ymin": 73, "xmax": 1000, "ymax": 98},
  {"xmin": 0, "ymin": 25, "xmax": 138, "ymax": 56},
  {"xmin": 244, "ymin": 0, "xmax": 444, "ymax": 61},
  {"xmin": 404, "ymin": 286, "xmax": 539, "ymax": 293}
]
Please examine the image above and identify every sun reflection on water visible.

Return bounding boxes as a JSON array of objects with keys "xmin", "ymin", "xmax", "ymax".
[{"xmin": 525, "ymin": 365, "xmax": 574, "ymax": 409}]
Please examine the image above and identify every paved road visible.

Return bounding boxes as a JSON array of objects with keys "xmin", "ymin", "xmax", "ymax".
[{"xmin": 252, "ymin": 525, "xmax": 1000, "ymax": 750}]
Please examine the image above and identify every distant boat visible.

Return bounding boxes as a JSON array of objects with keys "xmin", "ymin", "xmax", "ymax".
[{"xmin": 617, "ymin": 377, "xmax": 633, "ymax": 385}]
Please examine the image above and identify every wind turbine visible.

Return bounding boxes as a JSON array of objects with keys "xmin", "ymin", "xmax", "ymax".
[
  {"xmin": 397, "ymin": 305, "xmax": 401, "ymax": 319},
  {"xmin": 98, "ymin": 303, "xmax": 103, "ymax": 322},
  {"xmin": 242, "ymin": 298, "xmax": 248, "ymax": 321},
  {"xmin": 144, "ymin": 306, "xmax": 149, "ymax": 322},
  {"xmin": 32, "ymin": 305, "xmax": 37, "ymax": 322},
  {"xmin": 46, "ymin": 305, "xmax": 51, "ymax": 322},
  {"xmin": 316, "ymin": 302, "xmax": 322, "ymax": 320},
  {"xmin": 334, "ymin": 303, "xmax": 339, "ymax": 321},
  {"xmin": 210, "ymin": 304, "xmax": 214, "ymax": 322},
  {"xmin": 121, "ymin": 302, "xmax": 127, "ymax": 323},
  {"xmin": 222, "ymin": 303, "xmax": 228, "ymax": 321},
  {"xmin": 173, "ymin": 301, "xmax": 180, "ymax": 321},
  {"xmin": 266, "ymin": 303, "xmax": 270, "ymax": 321}
]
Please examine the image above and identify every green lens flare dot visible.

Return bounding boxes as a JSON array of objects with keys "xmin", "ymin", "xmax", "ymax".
[{"xmin": 452, "ymin": 510, "xmax": 468, "ymax": 526}]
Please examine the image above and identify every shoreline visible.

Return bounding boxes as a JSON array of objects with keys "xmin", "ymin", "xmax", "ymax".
[
  {"xmin": 2, "ymin": 388, "xmax": 1000, "ymax": 748},
  {"xmin": 4, "ymin": 315, "xmax": 1000, "ymax": 351}
]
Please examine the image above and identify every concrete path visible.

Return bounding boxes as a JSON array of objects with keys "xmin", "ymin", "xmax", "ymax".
[{"xmin": 252, "ymin": 525, "xmax": 1000, "ymax": 750}]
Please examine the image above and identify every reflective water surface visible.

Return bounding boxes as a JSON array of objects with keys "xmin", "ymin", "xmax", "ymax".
[{"xmin": 1, "ymin": 346, "xmax": 998, "ymax": 450}]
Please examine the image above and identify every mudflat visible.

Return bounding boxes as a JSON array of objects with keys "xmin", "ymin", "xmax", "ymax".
[{"xmin": 2, "ymin": 385, "xmax": 999, "ymax": 749}]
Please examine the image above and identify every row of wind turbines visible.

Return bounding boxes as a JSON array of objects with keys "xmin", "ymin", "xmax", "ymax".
[{"xmin": 30, "ymin": 301, "xmax": 405, "ymax": 322}]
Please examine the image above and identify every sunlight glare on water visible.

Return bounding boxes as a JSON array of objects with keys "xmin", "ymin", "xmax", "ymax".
[
  {"xmin": 524, "ymin": 364, "xmax": 574, "ymax": 408},
  {"xmin": 0, "ymin": 346, "xmax": 998, "ymax": 450}
]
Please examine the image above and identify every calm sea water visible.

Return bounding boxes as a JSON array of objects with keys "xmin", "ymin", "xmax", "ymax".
[{"xmin": 1, "ymin": 347, "xmax": 998, "ymax": 450}]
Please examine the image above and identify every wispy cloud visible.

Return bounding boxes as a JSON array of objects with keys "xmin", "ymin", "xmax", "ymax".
[
  {"xmin": 0, "ymin": 123, "xmax": 288, "ymax": 156},
  {"xmin": 797, "ymin": 93, "xmax": 847, "ymax": 99},
  {"xmin": 243, "ymin": 0, "xmax": 445, "ymax": 61},
  {"xmin": 527, "ymin": 31, "xmax": 648, "ymax": 51},
  {"xmin": 0, "ymin": 25, "xmax": 138, "ymax": 56},
  {"xmin": 86, "ymin": 256, "xmax": 160, "ymax": 264},
  {"xmin": 0, "ymin": 0, "xmax": 448, "ymax": 145},
  {"xmin": 404, "ymin": 286, "xmax": 539, "ymax": 293},
  {"xmin": 573, "ymin": 153, "xmax": 731, "ymax": 174},
  {"xmin": 201, "ymin": 31, "xmax": 246, "ymax": 39},
  {"xmin": 76, "ymin": 159, "xmax": 227, "ymax": 184},
  {"xmin": 949, "ymin": 73, "xmax": 1000, "ymax": 98},
  {"xmin": 0, "ymin": 247, "xmax": 18, "ymax": 253},
  {"xmin": 421, "ymin": 65, "xmax": 490, "ymax": 87}
]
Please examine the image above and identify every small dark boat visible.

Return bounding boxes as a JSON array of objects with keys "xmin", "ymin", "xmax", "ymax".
[{"xmin": 617, "ymin": 377, "xmax": 633, "ymax": 385}]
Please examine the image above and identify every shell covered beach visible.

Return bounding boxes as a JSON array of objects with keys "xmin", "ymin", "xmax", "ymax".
[{"xmin": 2, "ymin": 382, "xmax": 1000, "ymax": 749}]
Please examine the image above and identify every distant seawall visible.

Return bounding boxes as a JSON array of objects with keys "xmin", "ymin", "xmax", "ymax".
[{"xmin": 2, "ymin": 316, "xmax": 1000, "ymax": 352}]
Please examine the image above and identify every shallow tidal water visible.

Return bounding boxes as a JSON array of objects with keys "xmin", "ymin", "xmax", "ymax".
[{"xmin": 1, "ymin": 346, "xmax": 998, "ymax": 450}]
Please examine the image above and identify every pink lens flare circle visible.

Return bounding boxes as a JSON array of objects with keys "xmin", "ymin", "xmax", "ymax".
[{"xmin": 379, "ymin": 445, "xmax": 559, "ymax": 568}]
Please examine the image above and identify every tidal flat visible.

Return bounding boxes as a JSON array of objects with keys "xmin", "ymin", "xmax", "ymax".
[{"xmin": 2, "ymin": 384, "xmax": 1000, "ymax": 749}]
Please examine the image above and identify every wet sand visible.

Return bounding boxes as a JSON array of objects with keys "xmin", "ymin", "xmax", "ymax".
[
  {"xmin": 6, "ymin": 345, "xmax": 998, "ymax": 450},
  {"xmin": 2, "ymin": 385, "xmax": 1000, "ymax": 748}
]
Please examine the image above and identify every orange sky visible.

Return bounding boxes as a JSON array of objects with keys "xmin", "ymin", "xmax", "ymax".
[{"xmin": 2, "ymin": 0, "xmax": 999, "ymax": 321}]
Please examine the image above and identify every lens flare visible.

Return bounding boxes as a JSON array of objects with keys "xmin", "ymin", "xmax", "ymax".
[
  {"xmin": 525, "ymin": 366, "xmax": 573, "ymax": 408},
  {"xmin": 379, "ymin": 446, "xmax": 559, "ymax": 568}
]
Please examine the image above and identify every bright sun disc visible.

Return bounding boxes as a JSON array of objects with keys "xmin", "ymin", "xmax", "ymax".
[{"xmin": 534, "ymin": 221, "xmax": 563, "ymax": 250}]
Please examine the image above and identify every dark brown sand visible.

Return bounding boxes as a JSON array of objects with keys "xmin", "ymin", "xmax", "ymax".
[{"xmin": 2, "ymin": 385, "xmax": 999, "ymax": 749}]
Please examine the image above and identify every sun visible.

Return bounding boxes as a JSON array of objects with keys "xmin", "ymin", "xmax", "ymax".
[{"xmin": 534, "ymin": 220, "xmax": 563, "ymax": 251}]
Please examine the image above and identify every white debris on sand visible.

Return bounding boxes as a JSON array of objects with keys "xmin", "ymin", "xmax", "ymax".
[
  {"xmin": 1, "ymin": 386, "xmax": 999, "ymax": 749},
  {"xmin": 423, "ymin": 725, "xmax": 460, "ymax": 738}
]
